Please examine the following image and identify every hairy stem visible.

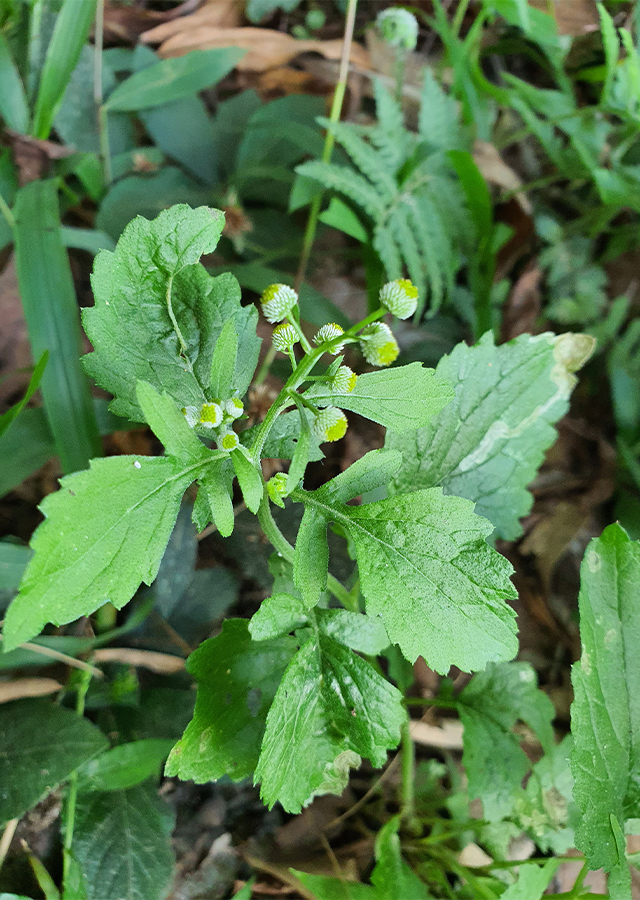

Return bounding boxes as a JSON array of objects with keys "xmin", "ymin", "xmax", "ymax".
[
  {"xmin": 400, "ymin": 718, "xmax": 416, "ymax": 824},
  {"xmin": 62, "ymin": 667, "xmax": 92, "ymax": 886}
]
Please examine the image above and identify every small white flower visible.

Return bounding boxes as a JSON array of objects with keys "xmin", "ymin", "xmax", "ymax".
[
  {"xmin": 272, "ymin": 323, "xmax": 299, "ymax": 352},
  {"xmin": 182, "ymin": 405, "xmax": 199, "ymax": 428},
  {"xmin": 311, "ymin": 406, "xmax": 348, "ymax": 443},
  {"xmin": 313, "ymin": 323, "xmax": 345, "ymax": 353},
  {"xmin": 218, "ymin": 430, "xmax": 239, "ymax": 452},
  {"xmin": 224, "ymin": 398, "xmax": 244, "ymax": 419},
  {"xmin": 379, "ymin": 278, "xmax": 418, "ymax": 319},
  {"xmin": 376, "ymin": 8, "xmax": 419, "ymax": 50},
  {"xmin": 199, "ymin": 401, "xmax": 223, "ymax": 428},
  {"xmin": 359, "ymin": 323, "xmax": 399, "ymax": 367},
  {"xmin": 260, "ymin": 283, "xmax": 298, "ymax": 324},
  {"xmin": 332, "ymin": 365, "xmax": 357, "ymax": 394}
]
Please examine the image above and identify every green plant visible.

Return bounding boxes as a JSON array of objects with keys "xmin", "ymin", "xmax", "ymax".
[{"xmin": 3, "ymin": 204, "xmax": 638, "ymax": 898}]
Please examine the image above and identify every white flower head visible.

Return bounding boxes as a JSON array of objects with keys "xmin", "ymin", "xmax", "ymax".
[
  {"xmin": 224, "ymin": 398, "xmax": 244, "ymax": 420},
  {"xmin": 260, "ymin": 283, "xmax": 298, "ymax": 324},
  {"xmin": 379, "ymin": 278, "xmax": 418, "ymax": 319},
  {"xmin": 359, "ymin": 322, "xmax": 399, "ymax": 367},
  {"xmin": 217, "ymin": 429, "xmax": 239, "ymax": 452},
  {"xmin": 199, "ymin": 401, "xmax": 223, "ymax": 429},
  {"xmin": 182, "ymin": 405, "xmax": 199, "ymax": 428},
  {"xmin": 313, "ymin": 323, "xmax": 345, "ymax": 353},
  {"xmin": 272, "ymin": 323, "xmax": 299, "ymax": 352},
  {"xmin": 311, "ymin": 406, "xmax": 348, "ymax": 443},
  {"xmin": 332, "ymin": 365, "xmax": 357, "ymax": 394},
  {"xmin": 376, "ymin": 8, "xmax": 419, "ymax": 50}
]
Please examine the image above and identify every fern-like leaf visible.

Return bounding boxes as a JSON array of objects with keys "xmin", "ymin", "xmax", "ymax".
[
  {"xmin": 418, "ymin": 69, "xmax": 467, "ymax": 151},
  {"xmin": 296, "ymin": 160, "xmax": 386, "ymax": 220},
  {"xmin": 318, "ymin": 117, "xmax": 397, "ymax": 202}
]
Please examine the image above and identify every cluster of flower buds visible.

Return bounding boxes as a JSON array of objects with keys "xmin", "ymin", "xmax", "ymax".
[
  {"xmin": 272, "ymin": 323, "xmax": 299, "ymax": 352},
  {"xmin": 313, "ymin": 323, "xmax": 346, "ymax": 353},
  {"xmin": 378, "ymin": 278, "xmax": 418, "ymax": 319},
  {"xmin": 311, "ymin": 406, "xmax": 348, "ymax": 443},
  {"xmin": 182, "ymin": 397, "xmax": 243, "ymax": 452},
  {"xmin": 359, "ymin": 322, "xmax": 399, "ymax": 367}
]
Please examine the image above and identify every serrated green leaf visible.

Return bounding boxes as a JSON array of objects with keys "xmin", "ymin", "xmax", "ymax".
[
  {"xmin": 231, "ymin": 448, "xmax": 263, "ymax": 513},
  {"xmin": 195, "ymin": 458, "xmax": 235, "ymax": 536},
  {"xmin": 105, "ymin": 47, "xmax": 245, "ymax": 111},
  {"xmin": 517, "ymin": 735, "xmax": 576, "ymax": 854},
  {"xmin": 305, "ymin": 364, "xmax": 453, "ymax": 432},
  {"xmin": 256, "ymin": 633, "xmax": 405, "ymax": 813},
  {"xmin": 249, "ymin": 592, "xmax": 309, "ymax": 640},
  {"xmin": 0, "ymin": 699, "xmax": 108, "ymax": 825},
  {"xmin": 243, "ymin": 408, "xmax": 324, "ymax": 462},
  {"xmin": 2, "ymin": 455, "xmax": 207, "ymax": 650},
  {"xmin": 209, "ymin": 318, "xmax": 237, "ymax": 400},
  {"xmin": 295, "ymin": 473, "xmax": 517, "ymax": 672},
  {"xmin": 459, "ymin": 661, "xmax": 555, "ymax": 821},
  {"xmin": 371, "ymin": 816, "xmax": 432, "ymax": 899},
  {"xmin": 570, "ymin": 523, "xmax": 640, "ymax": 872},
  {"xmin": 500, "ymin": 859, "xmax": 560, "ymax": 900},
  {"xmin": 84, "ymin": 206, "xmax": 260, "ymax": 420},
  {"xmin": 135, "ymin": 381, "xmax": 210, "ymax": 463},
  {"xmin": 166, "ymin": 620, "xmax": 296, "ymax": 783},
  {"xmin": 292, "ymin": 872, "xmax": 377, "ymax": 900},
  {"xmin": 72, "ymin": 783, "xmax": 174, "ymax": 900},
  {"xmin": 285, "ymin": 402, "xmax": 311, "ymax": 495},
  {"xmin": 387, "ymin": 332, "xmax": 595, "ymax": 539},
  {"xmin": 76, "ymin": 739, "xmax": 175, "ymax": 792}
]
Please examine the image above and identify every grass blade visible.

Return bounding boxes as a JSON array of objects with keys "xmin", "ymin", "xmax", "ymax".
[
  {"xmin": 0, "ymin": 32, "xmax": 29, "ymax": 132},
  {"xmin": 13, "ymin": 179, "xmax": 101, "ymax": 473},
  {"xmin": 30, "ymin": 0, "xmax": 97, "ymax": 139},
  {"xmin": 0, "ymin": 349, "xmax": 48, "ymax": 439}
]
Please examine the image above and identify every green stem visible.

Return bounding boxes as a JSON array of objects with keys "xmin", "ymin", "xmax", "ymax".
[
  {"xmin": 451, "ymin": 0, "xmax": 471, "ymax": 37},
  {"xmin": 0, "ymin": 191, "xmax": 15, "ymax": 231},
  {"xmin": 62, "ymin": 667, "xmax": 92, "ymax": 886},
  {"xmin": 400, "ymin": 718, "xmax": 416, "ymax": 824},
  {"xmin": 94, "ymin": 0, "xmax": 111, "ymax": 185},
  {"xmin": 294, "ymin": 0, "xmax": 358, "ymax": 293},
  {"xmin": 165, "ymin": 274, "xmax": 193, "ymax": 372}
]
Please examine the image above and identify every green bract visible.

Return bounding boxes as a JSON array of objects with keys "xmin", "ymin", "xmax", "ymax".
[{"xmin": 2, "ymin": 205, "xmax": 593, "ymax": 820}]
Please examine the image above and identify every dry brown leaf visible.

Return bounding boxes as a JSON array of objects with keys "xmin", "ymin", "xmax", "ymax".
[
  {"xmin": 93, "ymin": 647, "xmax": 185, "ymax": 673},
  {"xmin": 529, "ymin": 0, "xmax": 600, "ymax": 36},
  {"xmin": 142, "ymin": 24, "xmax": 370, "ymax": 73},
  {"xmin": 521, "ymin": 500, "xmax": 590, "ymax": 591},
  {"xmin": 501, "ymin": 264, "xmax": 542, "ymax": 342},
  {"xmin": 255, "ymin": 66, "xmax": 330, "ymax": 99},
  {"xmin": 0, "ymin": 678, "xmax": 61, "ymax": 703},
  {"xmin": 409, "ymin": 719, "xmax": 464, "ymax": 750},
  {"xmin": 473, "ymin": 140, "xmax": 532, "ymax": 213},
  {"xmin": 0, "ymin": 259, "xmax": 31, "ymax": 406}
]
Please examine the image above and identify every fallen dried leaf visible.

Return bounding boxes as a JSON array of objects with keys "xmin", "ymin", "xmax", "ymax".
[
  {"xmin": 142, "ymin": 24, "xmax": 370, "ymax": 73},
  {"xmin": 93, "ymin": 647, "xmax": 185, "ymax": 673},
  {"xmin": 0, "ymin": 677, "xmax": 61, "ymax": 703},
  {"xmin": 473, "ymin": 140, "xmax": 531, "ymax": 214},
  {"xmin": 529, "ymin": 0, "xmax": 600, "ymax": 36},
  {"xmin": 500, "ymin": 264, "xmax": 542, "ymax": 342},
  {"xmin": 409, "ymin": 719, "xmax": 464, "ymax": 750}
]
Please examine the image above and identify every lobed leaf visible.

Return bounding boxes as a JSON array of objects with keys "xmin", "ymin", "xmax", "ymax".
[
  {"xmin": 387, "ymin": 331, "xmax": 595, "ymax": 539},
  {"xmin": 256, "ymin": 633, "xmax": 405, "ymax": 812},
  {"xmin": 2, "ymin": 455, "xmax": 207, "ymax": 650},
  {"xmin": 570, "ymin": 524, "xmax": 640, "ymax": 873}
]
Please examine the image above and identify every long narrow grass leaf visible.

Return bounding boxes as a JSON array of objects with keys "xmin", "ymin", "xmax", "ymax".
[
  {"xmin": 0, "ymin": 33, "xmax": 29, "ymax": 132},
  {"xmin": 13, "ymin": 179, "xmax": 101, "ymax": 473},
  {"xmin": 31, "ymin": 0, "xmax": 97, "ymax": 139},
  {"xmin": 0, "ymin": 350, "xmax": 48, "ymax": 439}
]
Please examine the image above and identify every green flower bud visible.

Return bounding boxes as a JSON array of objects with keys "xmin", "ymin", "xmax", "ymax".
[
  {"xmin": 313, "ymin": 323, "xmax": 345, "ymax": 353},
  {"xmin": 332, "ymin": 365, "xmax": 357, "ymax": 394},
  {"xmin": 379, "ymin": 278, "xmax": 418, "ymax": 319},
  {"xmin": 267, "ymin": 472, "xmax": 288, "ymax": 508},
  {"xmin": 311, "ymin": 406, "xmax": 348, "ymax": 443},
  {"xmin": 376, "ymin": 7, "xmax": 419, "ymax": 51},
  {"xmin": 224, "ymin": 398, "xmax": 244, "ymax": 419},
  {"xmin": 199, "ymin": 401, "xmax": 223, "ymax": 428},
  {"xmin": 359, "ymin": 323, "xmax": 399, "ymax": 367},
  {"xmin": 182, "ymin": 405, "xmax": 199, "ymax": 428},
  {"xmin": 272, "ymin": 323, "xmax": 299, "ymax": 352},
  {"xmin": 260, "ymin": 283, "xmax": 298, "ymax": 324},
  {"xmin": 217, "ymin": 429, "xmax": 239, "ymax": 452}
]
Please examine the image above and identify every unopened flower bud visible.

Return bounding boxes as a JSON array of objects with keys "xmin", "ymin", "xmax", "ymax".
[
  {"xmin": 313, "ymin": 323, "xmax": 345, "ymax": 353},
  {"xmin": 272, "ymin": 323, "xmax": 299, "ymax": 352},
  {"xmin": 218, "ymin": 430, "xmax": 239, "ymax": 452},
  {"xmin": 379, "ymin": 278, "xmax": 418, "ymax": 319},
  {"xmin": 332, "ymin": 365, "xmax": 357, "ymax": 394},
  {"xmin": 267, "ymin": 472, "xmax": 288, "ymax": 507},
  {"xmin": 182, "ymin": 406, "xmax": 199, "ymax": 428},
  {"xmin": 376, "ymin": 8, "xmax": 419, "ymax": 51},
  {"xmin": 224, "ymin": 398, "xmax": 244, "ymax": 419},
  {"xmin": 199, "ymin": 401, "xmax": 223, "ymax": 428},
  {"xmin": 311, "ymin": 406, "xmax": 348, "ymax": 443},
  {"xmin": 260, "ymin": 283, "xmax": 298, "ymax": 324},
  {"xmin": 359, "ymin": 323, "xmax": 399, "ymax": 367}
]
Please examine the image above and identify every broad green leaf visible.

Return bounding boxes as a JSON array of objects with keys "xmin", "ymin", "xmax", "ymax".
[
  {"xmin": 76, "ymin": 739, "xmax": 175, "ymax": 792},
  {"xmin": 166, "ymin": 620, "xmax": 296, "ymax": 783},
  {"xmin": 249, "ymin": 592, "xmax": 309, "ymax": 640},
  {"xmin": 14, "ymin": 179, "xmax": 101, "ymax": 473},
  {"xmin": 570, "ymin": 524, "xmax": 640, "ymax": 872},
  {"xmin": 371, "ymin": 816, "xmax": 432, "ymax": 899},
  {"xmin": 105, "ymin": 47, "xmax": 245, "ymax": 111},
  {"xmin": 500, "ymin": 859, "xmax": 560, "ymax": 900},
  {"xmin": 243, "ymin": 408, "xmax": 324, "ymax": 462},
  {"xmin": 295, "ymin": 472, "xmax": 517, "ymax": 673},
  {"xmin": 292, "ymin": 873, "xmax": 377, "ymax": 900},
  {"xmin": 72, "ymin": 783, "xmax": 174, "ymax": 900},
  {"xmin": 256, "ymin": 633, "xmax": 405, "ymax": 812},
  {"xmin": 135, "ymin": 381, "xmax": 210, "ymax": 463},
  {"xmin": 387, "ymin": 332, "xmax": 595, "ymax": 539},
  {"xmin": 231, "ymin": 448, "xmax": 263, "ymax": 514},
  {"xmin": 515, "ymin": 735, "xmax": 577, "ymax": 854},
  {"xmin": 209, "ymin": 318, "xmax": 237, "ymax": 400},
  {"xmin": 0, "ymin": 699, "xmax": 108, "ymax": 824},
  {"xmin": 0, "ymin": 542, "xmax": 31, "ymax": 592},
  {"xmin": 317, "ymin": 609, "xmax": 390, "ymax": 656},
  {"xmin": 84, "ymin": 206, "xmax": 260, "ymax": 420},
  {"xmin": 459, "ymin": 662, "xmax": 555, "ymax": 820},
  {"xmin": 306, "ymin": 363, "xmax": 453, "ymax": 432},
  {"xmin": 2, "ymin": 455, "xmax": 206, "ymax": 650},
  {"xmin": 195, "ymin": 459, "xmax": 235, "ymax": 536},
  {"xmin": 0, "ymin": 352, "xmax": 48, "ymax": 440},
  {"xmin": 285, "ymin": 402, "xmax": 311, "ymax": 495}
]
